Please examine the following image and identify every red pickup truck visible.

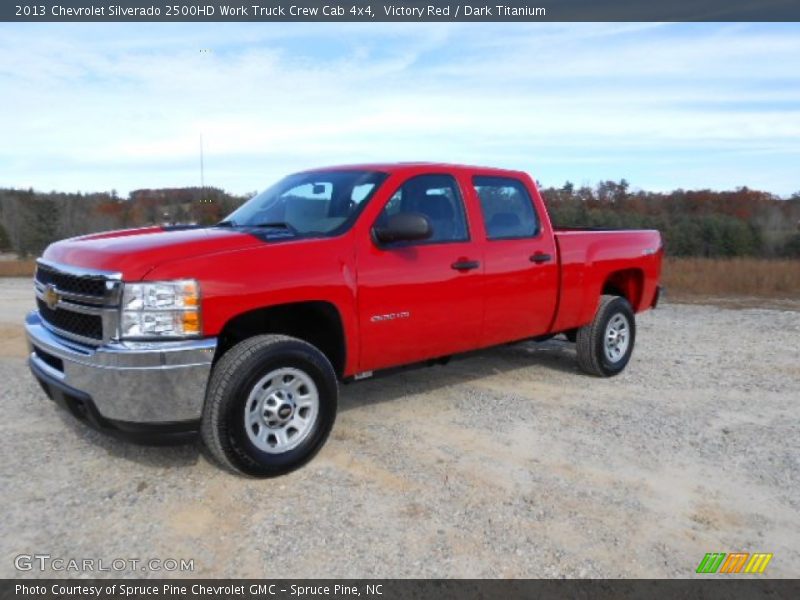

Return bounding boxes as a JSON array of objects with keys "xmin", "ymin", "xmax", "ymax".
[{"xmin": 26, "ymin": 163, "xmax": 662, "ymax": 476}]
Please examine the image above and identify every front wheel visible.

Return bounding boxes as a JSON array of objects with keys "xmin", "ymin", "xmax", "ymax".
[
  {"xmin": 201, "ymin": 335, "xmax": 338, "ymax": 477},
  {"xmin": 576, "ymin": 295, "xmax": 636, "ymax": 377}
]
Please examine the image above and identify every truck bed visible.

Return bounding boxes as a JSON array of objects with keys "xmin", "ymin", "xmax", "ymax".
[{"xmin": 551, "ymin": 228, "xmax": 663, "ymax": 333}]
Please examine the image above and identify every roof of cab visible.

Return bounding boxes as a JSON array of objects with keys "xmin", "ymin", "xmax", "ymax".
[{"xmin": 298, "ymin": 162, "xmax": 531, "ymax": 178}]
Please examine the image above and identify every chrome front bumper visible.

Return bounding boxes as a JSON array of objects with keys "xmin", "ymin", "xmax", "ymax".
[{"xmin": 25, "ymin": 311, "xmax": 217, "ymax": 424}]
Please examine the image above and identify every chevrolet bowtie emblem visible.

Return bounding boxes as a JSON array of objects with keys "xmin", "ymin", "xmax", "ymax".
[{"xmin": 43, "ymin": 284, "xmax": 60, "ymax": 310}]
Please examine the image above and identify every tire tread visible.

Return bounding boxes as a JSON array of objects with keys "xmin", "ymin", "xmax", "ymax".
[
  {"xmin": 201, "ymin": 334, "xmax": 336, "ymax": 476},
  {"xmin": 576, "ymin": 295, "xmax": 634, "ymax": 377}
]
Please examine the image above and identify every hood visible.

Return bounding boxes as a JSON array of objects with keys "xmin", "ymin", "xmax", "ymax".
[{"xmin": 42, "ymin": 226, "xmax": 266, "ymax": 280}]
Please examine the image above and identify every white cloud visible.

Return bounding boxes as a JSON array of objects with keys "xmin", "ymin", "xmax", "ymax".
[{"xmin": 1, "ymin": 23, "xmax": 799, "ymax": 195}]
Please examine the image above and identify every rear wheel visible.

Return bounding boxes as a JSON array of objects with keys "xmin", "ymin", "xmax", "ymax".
[
  {"xmin": 201, "ymin": 335, "xmax": 337, "ymax": 477},
  {"xmin": 576, "ymin": 295, "xmax": 636, "ymax": 377}
]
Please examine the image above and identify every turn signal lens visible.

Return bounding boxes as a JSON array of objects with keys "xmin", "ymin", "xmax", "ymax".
[
  {"xmin": 182, "ymin": 310, "xmax": 201, "ymax": 335},
  {"xmin": 182, "ymin": 282, "xmax": 199, "ymax": 307}
]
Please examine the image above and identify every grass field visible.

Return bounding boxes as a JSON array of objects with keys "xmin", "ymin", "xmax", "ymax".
[
  {"xmin": 0, "ymin": 260, "xmax": 35, "ymax": 278},
  {"xmin": 0, "ymin": 256, "xmax": 798, "ymax": 303},
  {"xmin": 662, "ymin": 258, "xmax": 800, "ymax": 300}
]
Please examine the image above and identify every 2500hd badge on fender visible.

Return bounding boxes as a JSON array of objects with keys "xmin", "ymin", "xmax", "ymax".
[{"xmin": 25, "ymin": 163, "xmax": 662, "ymax": 476}]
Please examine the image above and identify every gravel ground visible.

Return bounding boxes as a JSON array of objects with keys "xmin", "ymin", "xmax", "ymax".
[{"xmin": 0, "ymin": 277, "xmax": 798, "ymax": 578}]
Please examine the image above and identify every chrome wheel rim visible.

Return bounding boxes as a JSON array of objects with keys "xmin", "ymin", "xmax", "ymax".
[
  {"xmin": 244, "ymin": 367, "xmax": 319, "ymax": 454},
  {"xmin": 604, "ymin": 313, "xmax": 630, "ymax": 363}
]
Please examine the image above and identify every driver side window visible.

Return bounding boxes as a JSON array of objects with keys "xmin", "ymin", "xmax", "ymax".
[{"xmin": 376, "ymin": 174, "xmax": 469, "ymax": 243}]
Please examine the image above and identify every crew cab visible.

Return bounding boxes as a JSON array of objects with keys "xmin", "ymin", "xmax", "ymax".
[{"xmin": 25, "ymin": 163, "xmax": 662, "ymax": 476}]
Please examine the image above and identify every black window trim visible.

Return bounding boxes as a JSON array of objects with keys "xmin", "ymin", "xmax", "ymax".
[
  {"xmin": 372, "ymin": 172, "xmax": 472, "ymax": 248},
  {"xmin": 472, "ymin": 175, "xmax": 542, "ymax": 241}
]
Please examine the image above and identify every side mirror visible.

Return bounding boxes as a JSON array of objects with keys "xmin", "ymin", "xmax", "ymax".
[{"xmin": 372, "ymin": 213, "xmax": 432, "ymax": 245}]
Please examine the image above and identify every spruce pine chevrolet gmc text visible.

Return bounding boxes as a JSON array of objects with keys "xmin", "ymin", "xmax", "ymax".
[{"xmin": 26, "ymin": 163, "xmax": 663, "ymax": 476}]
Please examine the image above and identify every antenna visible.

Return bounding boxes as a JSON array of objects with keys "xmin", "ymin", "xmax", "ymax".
[{"xmin": 200, "ymin": 133, "xmax": 205, "ymax": 193}]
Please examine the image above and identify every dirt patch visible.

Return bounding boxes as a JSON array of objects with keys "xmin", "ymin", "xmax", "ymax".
[
  {"xmin": 0, "ymin": 278, "xmax": 34, "ymax": 325},
  {"xmin": 667, "ymin": 294, "xmax": 800, "ymax": 312},
  {"xmin": 0, "ymin": 324, "xmax": 27, "ymax": 358}
]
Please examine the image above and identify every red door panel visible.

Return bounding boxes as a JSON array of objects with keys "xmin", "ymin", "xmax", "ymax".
[
  {"xmin": 480, "ymin": 239, "xmax": 558, "ymax": 345},
  {"xmin": 470, "ymin": 174, "xmax": 559, "ymax": 346},
  {"xmin": 356, "ymin": 242, "xmax": 483, "ymax": 372}
]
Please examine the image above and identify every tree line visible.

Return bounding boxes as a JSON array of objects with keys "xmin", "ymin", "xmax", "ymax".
[
  {"xmin": 540, "ymin": 180, "xmax": 800, "ymax": 258},
  {"xmin": 0, "ymin": 187, "xmax": 248, "ymax": 257},
  {"xmin": 0, "ymin": 181, "xmax": 798, "ymax": 258}
]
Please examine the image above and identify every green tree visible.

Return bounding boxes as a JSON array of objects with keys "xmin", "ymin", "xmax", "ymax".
[
  {"xmin": 18, "ymin": 195, "xmax": 61, "ymax": 257},
  {"xmin": 781, "ymin": 233, "xmax": 800, "ymax": 257},
  {"xmin": 0, "ymin": 221, "xmax": 10, "ymax": 252}
]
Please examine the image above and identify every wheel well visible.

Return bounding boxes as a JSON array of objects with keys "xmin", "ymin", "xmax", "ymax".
[
  {"xmin": 602, "ymin": 269, "xmax": 644, "ymax": 310},
  {"xmin": 215, "ymin": 302, "xmax": 346, "ymax": 377}
]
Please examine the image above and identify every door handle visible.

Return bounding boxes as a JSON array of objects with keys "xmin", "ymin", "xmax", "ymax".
[
  {"xmin": 451, "ymin": 259, "xmax": 480, "ymax": 271},
  {"xmin": 530, "ymin": 252, "xmax": 552, "ymax": 264}
]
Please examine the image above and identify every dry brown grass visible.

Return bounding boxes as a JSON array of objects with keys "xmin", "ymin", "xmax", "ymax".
[
  {"xmin": 1, "ymin": 255, "xmax": 797, "ymax": 307},
  {"xmin": 662, "ymin": 258, "xmax": 800, "ymax": 300},
  {"xmin": 0, "ymin": 260, "xmax": 36, "ymax": 278}
]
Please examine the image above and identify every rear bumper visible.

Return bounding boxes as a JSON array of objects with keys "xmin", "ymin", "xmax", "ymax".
[{"xmin": 25, "ymin": 311, "xmax": 216, "ymax": 440}]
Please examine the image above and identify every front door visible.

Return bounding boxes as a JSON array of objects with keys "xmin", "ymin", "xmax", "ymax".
[{"xmin": 356, "ymin": 173, "xmax": 484, "ymax": 372}]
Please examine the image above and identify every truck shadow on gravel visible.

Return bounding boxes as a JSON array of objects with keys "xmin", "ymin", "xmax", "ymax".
[
  {"xmin": 340, "ymin": 337, "xmax": 580, "ymax": 412},
  {"xmin": 52, "ymin": 338, "xmax": 579, "ymax": 469},
  {"xmin": 53, "ymin": 411, "xmax": 203, "ymax": 469}
]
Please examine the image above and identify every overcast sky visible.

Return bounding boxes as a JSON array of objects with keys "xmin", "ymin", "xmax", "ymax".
[{"xmin": 1, "ymin": 22, "xmax": 799, "ymax": 196}]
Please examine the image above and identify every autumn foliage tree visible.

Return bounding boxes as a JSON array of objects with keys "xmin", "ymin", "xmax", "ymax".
[
  {"xmin": 541, "ymin": 181, "xmax": 797, "ymax": 258},
  {"xmin": 1, "ymin": 181, "xmax": 798, "ymax": 259}
]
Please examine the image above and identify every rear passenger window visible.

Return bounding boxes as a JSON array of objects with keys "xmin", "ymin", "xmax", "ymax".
[
  {"xmin": 473, "ymin": 176, "xmax": 539, "ymax": 240},
  {"xmin": 376, "ymin": 174, "xmax": 469, "ymax": 243}
]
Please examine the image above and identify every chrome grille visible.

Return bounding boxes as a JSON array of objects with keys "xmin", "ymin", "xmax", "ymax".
[
  {"xmin": 36, "ymin": 298, "xmax": 104, "ymax": 341},
  {"xmin": 34, "ymin": 259, "xmax": 122, "ymax": 346},
  {"xmin": 35, "ymin": 263, "xmax": 107, "ymax": 298}
]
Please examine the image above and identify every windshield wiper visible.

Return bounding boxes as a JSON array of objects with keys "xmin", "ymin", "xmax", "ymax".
[
  {"xmin": 250, "ymin": 221, "xmax": 298, "ymax": 234},
  {"xmin": 215, "ymin": 219, "xmax": 237, "ymax": 227},
  {"xmin": 252, "ymin": 221, "xmax": 290, "ymax": 228}
]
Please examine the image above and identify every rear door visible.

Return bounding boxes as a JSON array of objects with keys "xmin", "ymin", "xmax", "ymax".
[
  {"xmin": 471, "ymin": 175, "xmax": 558, "ymax": 345},
  {"xmin": 356, "ymin": 173, "xmax": 484, "ymax": 372}
]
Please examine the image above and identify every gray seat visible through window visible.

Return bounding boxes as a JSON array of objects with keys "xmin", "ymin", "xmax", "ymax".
[
  {"xmin": 488, "ymin": 212, "xmax": 523, "ymax": 237},
  {"xmin": 417, "ymin": 193, "xmax": 456, "ymax": 241},
  {"xmin": 474, "ymin": 176, "xmax": 539, "ymax": 239}
]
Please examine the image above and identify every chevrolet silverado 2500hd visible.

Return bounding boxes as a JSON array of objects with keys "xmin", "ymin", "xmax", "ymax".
[{"xmin": 26, "ymin": 163, "xmax": 662, "ymax": 476}]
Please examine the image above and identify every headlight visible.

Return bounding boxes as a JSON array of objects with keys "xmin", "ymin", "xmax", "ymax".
[{"xmin": 120, "ymin": 280, "xmax": 201, "ymax": 339}]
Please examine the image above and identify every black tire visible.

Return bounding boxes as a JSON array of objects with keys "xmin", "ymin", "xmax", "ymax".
[
  {"xmin": 201, "ymin": 334, "xmax": 338, "ymax": 477},
  {"xmin": 576, "ymin": 295, "xmax": 636, "ymax": 377},
  {"xmin": 564, "ymin": 329, "xmax": 578, "ymax": 343}
]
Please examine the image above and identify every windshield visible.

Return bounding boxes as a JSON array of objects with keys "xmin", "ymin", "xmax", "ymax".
[{"xmin": 221, "ymin": 170, "xmax": 387, "ymax": 237}]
